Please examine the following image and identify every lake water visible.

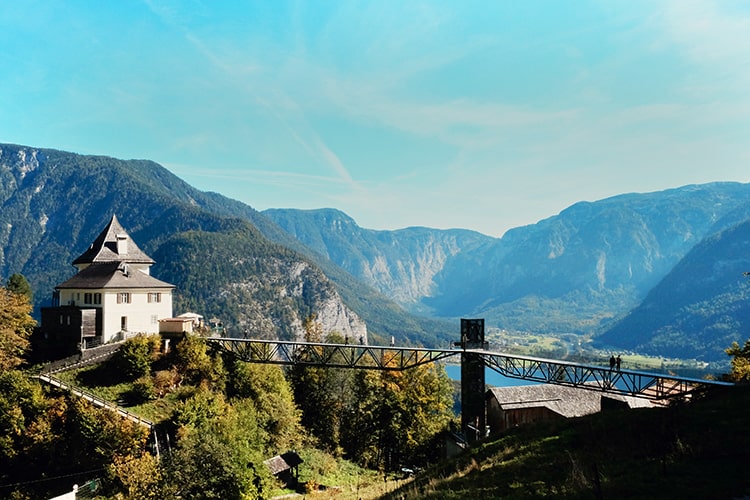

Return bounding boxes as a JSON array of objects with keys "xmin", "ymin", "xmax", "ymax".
[{"xmin": 443, "ymin": 363, "xmax": 538, "ymax": 387}]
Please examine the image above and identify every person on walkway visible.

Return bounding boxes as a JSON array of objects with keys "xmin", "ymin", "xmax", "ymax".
[
  {"xmin": 616, "ymin": 355, "xmax": 622, "ymax": 371},
  {"xmin": 609, "ymin": 355, "xmax": 616, "ymax": 370}
]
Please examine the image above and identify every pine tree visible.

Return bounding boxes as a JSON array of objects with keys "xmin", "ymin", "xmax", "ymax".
[
  {"xmin": 726, "ymin": 339, "xmax": 750, "ymax": 382},
  {"xmin": 6, "ymin": 274, "xmax": 32, "ymax": 302}
]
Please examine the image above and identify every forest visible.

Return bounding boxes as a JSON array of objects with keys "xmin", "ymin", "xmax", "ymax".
[{"xmin": 0, "ymin": 275, "xmax": 455, "ymax": 499}]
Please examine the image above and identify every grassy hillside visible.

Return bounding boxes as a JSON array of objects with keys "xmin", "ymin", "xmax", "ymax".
[{"xmin": 387, "ymin": 385, "xmax": 750, "ymax": 499}]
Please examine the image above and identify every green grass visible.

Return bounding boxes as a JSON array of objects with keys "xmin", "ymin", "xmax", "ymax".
[
  {"xmin": 385, "ymin": 385, "xmax": 750, "ymax": 499},
  {"xmin": 52, "ymin": 363, "xmax": 180, "ymax": 424}
]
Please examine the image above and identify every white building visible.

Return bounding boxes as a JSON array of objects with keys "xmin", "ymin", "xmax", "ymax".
[{"xmin": 41, "ymin": 215, "xmax": 175, "ymax": 353}]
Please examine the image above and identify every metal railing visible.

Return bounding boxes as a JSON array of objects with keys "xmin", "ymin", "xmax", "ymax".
[
  {"xmin": 208, "ymin": 337, "xmax": 733, "ymax": 401},
  {"xmin": 208, "ymin": 338, "xmax": 459, "ymax": 370},
  {"xmin": 477, "ymin": 349, "xmax": 732, "ymax": 400},
  {"xmin": 36, "ymin": 373, "xmax": 154, "ymax": 429}
]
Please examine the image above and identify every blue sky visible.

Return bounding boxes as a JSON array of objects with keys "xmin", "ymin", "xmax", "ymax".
[{"xmin": 2, "ymin": 1, "xmax": 749, "ymax": 237}]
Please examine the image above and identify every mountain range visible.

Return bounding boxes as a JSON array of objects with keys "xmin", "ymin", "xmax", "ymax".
[
  {"xmin": 264, "ymin": 186, "xmax": 750, "ymax": 362},
  {"xmin": 2, "ymin": 142, "xmax": 749, "ymax": 363}
]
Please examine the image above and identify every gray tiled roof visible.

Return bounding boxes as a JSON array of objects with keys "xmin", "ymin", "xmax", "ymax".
[
  {"xmin": 56, "ymin": 261, "xmax": 174, "ymax": 290},
  {"xmin": 487, "ymin": 384, "xmax": 602, "ymax": 418},
  {"xmin": 263, "ymin": 452, "xmax": 303, "ymax": 475},
  {"xmin": 72, "ymin": 215, "xmax": 154, "ymax": 266}
]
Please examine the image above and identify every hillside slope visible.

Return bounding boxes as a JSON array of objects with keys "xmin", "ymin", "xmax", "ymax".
[
  {"xmin": 0, "ymin": 143, "xmax": 449, "ymax": 344},
  {"xmin": 388, "ymin": 386, "xmax": 750, "ymax": 499},
  {"xmin": 597, "ymin": 220, "xmax": 750, "ymax": 362}
]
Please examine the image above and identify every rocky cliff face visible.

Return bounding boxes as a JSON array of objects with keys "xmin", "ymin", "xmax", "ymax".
[
  {"xmin": 220, "ymin": 260, "xmax": 367, "ymax": 342},
  {"xmin": 263, "ymin": 208, "xmax": 493, "ymax": 313}
]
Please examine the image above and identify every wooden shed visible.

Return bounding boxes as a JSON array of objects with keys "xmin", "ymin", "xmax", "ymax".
[
  {"xmin": 486, "ymin": 384, "xmax": 655, "ymax": 434},
  {"xmin": 264, "ymin": 451, "xmax": 303, "ymax": 487}
]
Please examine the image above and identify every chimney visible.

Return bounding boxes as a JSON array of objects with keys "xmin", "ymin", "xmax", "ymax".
[{"xmin": 116, "ymin": 234, "xmax": 128, "ymax": 255}]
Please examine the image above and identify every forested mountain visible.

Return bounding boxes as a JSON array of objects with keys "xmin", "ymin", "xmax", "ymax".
[
  {"xmin": 266, "ymin": 184, "xmax": 750, "ymax": 361},
  {"xmin": 446, "ymin": 184, "xmax": 750, "ymax": 335},
  {"xmin": 597, "ymin": 220, "xmax": 750, "ymax": 361},
  {"xmin": 4, "ymin": 142, "xmax": 750, "ymax": 361},
  {"xmin": 0, "ymin": 143, "xmax": 452, "ymax": 345}
]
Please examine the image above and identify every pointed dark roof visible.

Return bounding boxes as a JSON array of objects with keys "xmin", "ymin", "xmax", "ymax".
[{"xmin": 72, "ymin": 215, "xmax": 154, "ymax": 266}]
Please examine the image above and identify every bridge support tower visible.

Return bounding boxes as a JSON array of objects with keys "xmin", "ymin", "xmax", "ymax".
[{"xmin": 460, "ymin": 318, "xmax": 487, "ymax": 443}]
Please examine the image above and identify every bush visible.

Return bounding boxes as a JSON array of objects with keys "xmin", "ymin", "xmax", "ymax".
[
  {"xmin": 129, "ymin": 376, "xmax": 156, "ymax": 404},
  {"xmin": 113, "ymin": 335, "xmax": 160, "ymax": 381}
]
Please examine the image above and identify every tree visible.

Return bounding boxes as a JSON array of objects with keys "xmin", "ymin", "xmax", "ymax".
[
  {"xmin": 726, "ymin": 339, "xmax": 750, "ymax": 382},
  {"xmin": 0, "ymin": 370, "xmax": 51, "ymax": 463},
  {"xmin": 173, "ymin": 335, "xmax": 226, "ymax": 391},
  {"xmin": 0, "ymin": 286, "xmax": 35, "ymax": 371},
  {"xmin": 107, "ymin": 452, "xmax": 162, "ymax": 500},
  {"xmin": 64, "ymin": 398, "xmax": 149, "ymax": 468},
  {"xmin": 163, "ymin": 388, "xmax": 272, "ymax": 498},
  {"xmin": 227, "ymin": 360, "xmax": 303, "ymax": 452},
  {"xmin": 113, "ymin": 334, "xmax": 160, "ymax": 381},
  {"xmin": 288, "ymin": 320, "xmax": 353, "ymax": 453},
  {"xmin": 6, "ymin": 274, "xmax": 32, "ymax": 302},
  {"xmin": 341, "ymin": 363, "xmax": 454, "ymax": 470}
]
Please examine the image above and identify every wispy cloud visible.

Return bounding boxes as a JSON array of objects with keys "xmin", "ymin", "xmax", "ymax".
[{"xmin": 142, "ymin": 0, "xmax": 361, "ymax": 190}]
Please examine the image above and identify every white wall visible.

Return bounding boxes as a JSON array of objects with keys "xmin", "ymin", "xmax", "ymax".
[
  {"xmin": 101, "ymin": 289, "xmax": 173, "ymax": 343},
  {"xmin": 58, "ymin": 287, "xmax": 173, "ymax": 344}
]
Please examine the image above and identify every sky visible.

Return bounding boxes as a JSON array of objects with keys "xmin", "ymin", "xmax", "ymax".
[{"xmin": 1, "ymin": 1, "xmax": 750, "ymax": 237}]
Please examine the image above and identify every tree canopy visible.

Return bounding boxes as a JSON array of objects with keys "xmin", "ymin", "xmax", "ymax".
[
  {"xmin": 5, "ymin": 274, "xmax": 32, "ymax": 302},
  {"xmin": 726, "ymin": 339, "xmax": 750, "ymax": 382},
  {"xmin": 290, "ymin": 316, "xmax": 455, "ymax": 470},
  {"xmin": 0, "ymin": 283, "xmax": 35, "ymax": 371}
]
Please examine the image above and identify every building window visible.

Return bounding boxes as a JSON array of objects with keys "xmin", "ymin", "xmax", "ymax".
[
  {"xmin": 85, "ymin": 293, "xmax": 102, "ymax": 305},
  {"xmin": 151, "ymin": 315, "xmax": 158, "ymax": 324},
  {"xmin": 117, "ymin": 292, "xmax": 131, "ymax": 304},
  {"xmin": 121, "ymin": 316, "xmax": 128, "ymax": 331},
  {"xmin": 148, "ymin": 292, "xmax": 161, "ymax": 303}
]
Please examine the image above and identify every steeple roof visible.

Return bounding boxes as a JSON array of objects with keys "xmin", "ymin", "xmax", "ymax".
[{"xmin": 72, "ymin": 215, "xmax": 155, "ymax": 266}]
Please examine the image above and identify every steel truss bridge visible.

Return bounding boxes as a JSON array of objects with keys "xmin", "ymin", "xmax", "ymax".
[{"xmin": 206, "ymin": 337, "xmax": 730, "ymax": 401}]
